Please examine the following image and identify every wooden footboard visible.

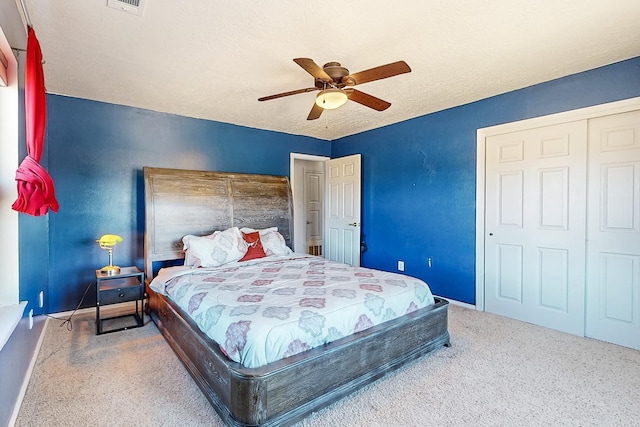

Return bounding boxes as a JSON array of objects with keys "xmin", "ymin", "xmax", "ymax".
[{"xmin": 146, "ymin": 282, "xmax": 450, "ymax": 426}]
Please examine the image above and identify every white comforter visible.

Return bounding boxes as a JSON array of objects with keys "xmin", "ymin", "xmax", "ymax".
[{"xmin": 150, "ymin": 254, "xmax": 435, "ymax": 368}]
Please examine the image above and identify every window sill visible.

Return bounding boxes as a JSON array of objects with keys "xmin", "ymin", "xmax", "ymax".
[{"xmin": 0, "ymin": 301, "xmax": 28, "ymax": 351}]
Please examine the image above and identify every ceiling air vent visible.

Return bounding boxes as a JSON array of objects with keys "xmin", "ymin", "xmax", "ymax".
[{"xmin": 107, "ymin": 0, "xmax": 147, "ymax": 16}]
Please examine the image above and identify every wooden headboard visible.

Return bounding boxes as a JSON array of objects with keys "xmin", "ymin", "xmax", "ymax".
[{"xmin": 143, "ymin": 167, "xmax": 294, "ymax": 280}]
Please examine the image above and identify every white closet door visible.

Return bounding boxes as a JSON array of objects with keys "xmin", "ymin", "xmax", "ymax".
[
  {"xmin": 586, "ymin": 110, "xmax": 640, "ymax": 350},
  {"xmin": 485, "ymin": 120, "xmax": 588, "ymax": 335}
]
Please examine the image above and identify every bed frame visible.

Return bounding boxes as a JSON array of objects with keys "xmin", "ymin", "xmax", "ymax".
[{"xmin": 143, "ymin": 166, "xmax": 450, "ymax": 426}]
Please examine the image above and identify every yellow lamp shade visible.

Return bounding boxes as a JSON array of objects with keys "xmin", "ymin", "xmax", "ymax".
[
  {"xmin": 97, "ymin": 234, "xmax": 123, "ymax": 249},
  {"xmin": 97, "ymin": 234, "xmax": 123, "ymax": 275}
]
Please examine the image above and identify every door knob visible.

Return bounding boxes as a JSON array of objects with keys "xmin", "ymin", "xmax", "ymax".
[{"xmin": 348, "ymin": 222, "xmax": 360, "ymax": 227}]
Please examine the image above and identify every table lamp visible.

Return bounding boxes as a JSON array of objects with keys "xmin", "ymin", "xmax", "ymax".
[{"xmin": 97, "ymin": 234, "xmax": 123, "ymax": 276}]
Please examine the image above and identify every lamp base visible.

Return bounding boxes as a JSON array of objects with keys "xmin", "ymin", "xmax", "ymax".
[{"xmin": 100, "ymin": 265, "xmax": 121, "ymax": 276}]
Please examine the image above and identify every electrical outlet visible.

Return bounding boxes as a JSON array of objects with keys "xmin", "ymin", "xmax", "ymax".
[
  {"xmin": 397, "ymin": 260, "xmax": 405, "ymax": 271},
  {"xmin": 39, "ymin": 290, "xmax": 44, "ymax": 308},
  {"xmin": 29, "ymin": 309, "xmax": 33, "ymax": 329}
]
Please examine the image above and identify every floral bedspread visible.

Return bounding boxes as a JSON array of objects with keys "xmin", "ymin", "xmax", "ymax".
[{"xmin": 150, "ymin": 254, "xmax": 435, "ymax": 368}]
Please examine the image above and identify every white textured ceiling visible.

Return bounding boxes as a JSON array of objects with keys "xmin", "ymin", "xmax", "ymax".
[{"xmin": 19, "ymin": 0, "xmax": 640, "ymax": 140}]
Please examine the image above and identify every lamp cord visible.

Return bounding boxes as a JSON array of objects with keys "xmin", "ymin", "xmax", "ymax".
[{"xmin": 46, "ymin": 281, "xmax": 93, "ymax": 331}]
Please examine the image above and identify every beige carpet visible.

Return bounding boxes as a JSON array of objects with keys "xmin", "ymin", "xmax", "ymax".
[{"xmin": 15, "ymin": 304, "xmax": 640, "ymax": 427}]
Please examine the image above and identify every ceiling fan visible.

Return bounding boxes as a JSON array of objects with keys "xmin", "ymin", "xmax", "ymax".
[{"xmin": 258, "ymin": 58, "xmax": 411, "ymax": 120}]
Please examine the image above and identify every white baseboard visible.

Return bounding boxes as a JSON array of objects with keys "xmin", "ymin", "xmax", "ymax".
[
  {"xmin": 435, "ymin": 296, "xmax": 476, "ymax": 310},
  {"xmin": 52, "ymin": 305, "xmax": 95, "ymax": 318}
]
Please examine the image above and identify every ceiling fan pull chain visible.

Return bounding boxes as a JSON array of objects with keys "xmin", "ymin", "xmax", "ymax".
[
  {"xmin": 321, "ymin": 81, "xmax": 327, "ymax": 107},
  {"xmin": 324, "ymin": 84, "xmax": 328, "ymax": 128}
]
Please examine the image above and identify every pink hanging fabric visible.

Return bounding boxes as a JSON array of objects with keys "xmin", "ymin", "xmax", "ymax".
[{"xmin": 12, "ymin": 27, "xmax": 59, "ymax": 216}]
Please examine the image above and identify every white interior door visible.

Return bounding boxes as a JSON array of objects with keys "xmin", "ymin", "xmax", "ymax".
[
  {"xmin": 586, "ymin": 110, "xmax": 640, "ymax": 350},
  {"xmin": 324, "ymin": 154, "xmax": 361, "ymax": 266},
  {"xmin": 304, "ymin": 168, "xmax": 323, "ymax": 255},
  {"xmin": 484, "ymin": 121, "xmax": 588, "ymax": 335}
]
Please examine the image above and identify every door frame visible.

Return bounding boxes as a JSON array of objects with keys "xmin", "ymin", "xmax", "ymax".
[
  {"xmin": 475, "ymin": 96, "xmax": 640, "ymax": 311},
  {"xmin": 0, "ymin": 25, "xmax": 20, "ymax": 305}
]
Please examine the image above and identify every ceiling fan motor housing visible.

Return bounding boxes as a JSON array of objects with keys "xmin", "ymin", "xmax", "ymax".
[{"xmin": 322, "ymin": 62, "xmax": 351, "ymax": 86}]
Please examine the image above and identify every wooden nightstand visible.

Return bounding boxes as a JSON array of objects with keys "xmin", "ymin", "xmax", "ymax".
[{"xmin": 96, "ymin": 266, "xmax": 144, "ymax": 335}]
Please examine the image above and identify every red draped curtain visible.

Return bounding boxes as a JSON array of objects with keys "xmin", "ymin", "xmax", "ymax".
[{"xmin": 12, "ymin": 26, "xmax": 59, "ymax": 216}]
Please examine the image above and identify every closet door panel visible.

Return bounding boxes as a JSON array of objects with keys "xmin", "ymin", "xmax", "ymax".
[
  {"xmin": 485, "ymin": 120, "xmax": 587, "ymax": 335},
  {"xmin": 587, "ymin": 110, "xmax": 640, "ymax": 350}
]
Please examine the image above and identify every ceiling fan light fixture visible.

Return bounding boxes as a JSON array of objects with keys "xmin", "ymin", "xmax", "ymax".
[{"xmin": 315, "ymin": 88, "xmax": 348, "ymax": 110}]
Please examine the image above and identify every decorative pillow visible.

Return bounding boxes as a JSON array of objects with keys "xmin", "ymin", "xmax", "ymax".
[
  {"xmin": 239, "ymin": 231, "xmax": 267, "ymax": 262},
  {"xmin": 240, "ymin": 227, "xmax": 293, "ymax": 256},
  {"xmin": 259, "ymin": 230, "xmax": 293, "ymax": 256},
  {"xmin": 183, "ymin": 227, "xmax": 247, "ymax": 267}
]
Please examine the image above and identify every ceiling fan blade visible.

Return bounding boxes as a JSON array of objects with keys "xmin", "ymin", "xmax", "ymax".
[
  {"xmin": 258, "ymin": 87, "xmax": 318, "ymax": 101},
  {"xmin": 343, "ymin": 61, "xmax": 411, "ymax": 86},
  {"xmin": 346, "ymin": 89, "xmax": 391, "ymax": 111},
  {"xmin": 293, "ymin": 58, "xmax": 332, "ymax": 82},
  {"xmin": 307, "ymin": 102, "xmax": 324, "ymax": 120}
]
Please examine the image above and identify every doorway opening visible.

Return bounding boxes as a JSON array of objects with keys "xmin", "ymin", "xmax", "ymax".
[{"xmin": 290, "ymin": 153, "xmax": 328, "ymax": 255}]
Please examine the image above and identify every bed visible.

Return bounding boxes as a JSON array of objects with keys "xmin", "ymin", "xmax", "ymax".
[{"xmin": 143, "ymin": 166, "xmax": 450, "ymax": 426}]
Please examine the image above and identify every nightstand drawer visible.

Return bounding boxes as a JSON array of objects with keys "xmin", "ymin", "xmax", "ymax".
[{"xmin": 99, "ymin": 284, "xmax": 142, "ymax": 305}]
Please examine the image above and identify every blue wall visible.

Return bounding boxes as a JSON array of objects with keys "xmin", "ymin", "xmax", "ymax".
[
  {"xmin": 32, "ymin": 97, "xmax": 329, "ymax": 312},
  {"xmin": 20, "ymin": 57, "xmax": 640, "ymax": 312},
  {"xmin": 17, "ymin": 83, "xmax": 51, "ymax": 316},
  {"xmin": 332, "ymin": 57, "xmax": 640, "ymax": 304}
]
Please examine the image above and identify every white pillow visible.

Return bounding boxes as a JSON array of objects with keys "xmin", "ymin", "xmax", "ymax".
[
  {"xmin": 240, "ymin": 226, "xmax": 278, "ymax": 235},
  {"xmin": 240, "ymin": 227, "xmax": 293, "ymax": 256},
  {"xmin": 183, "ymin": 231, "xmax": 214, "ymax": 266},
  {"xmin": 183, "ymin": 227, "xmax": 248, "ymax": 267}
]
